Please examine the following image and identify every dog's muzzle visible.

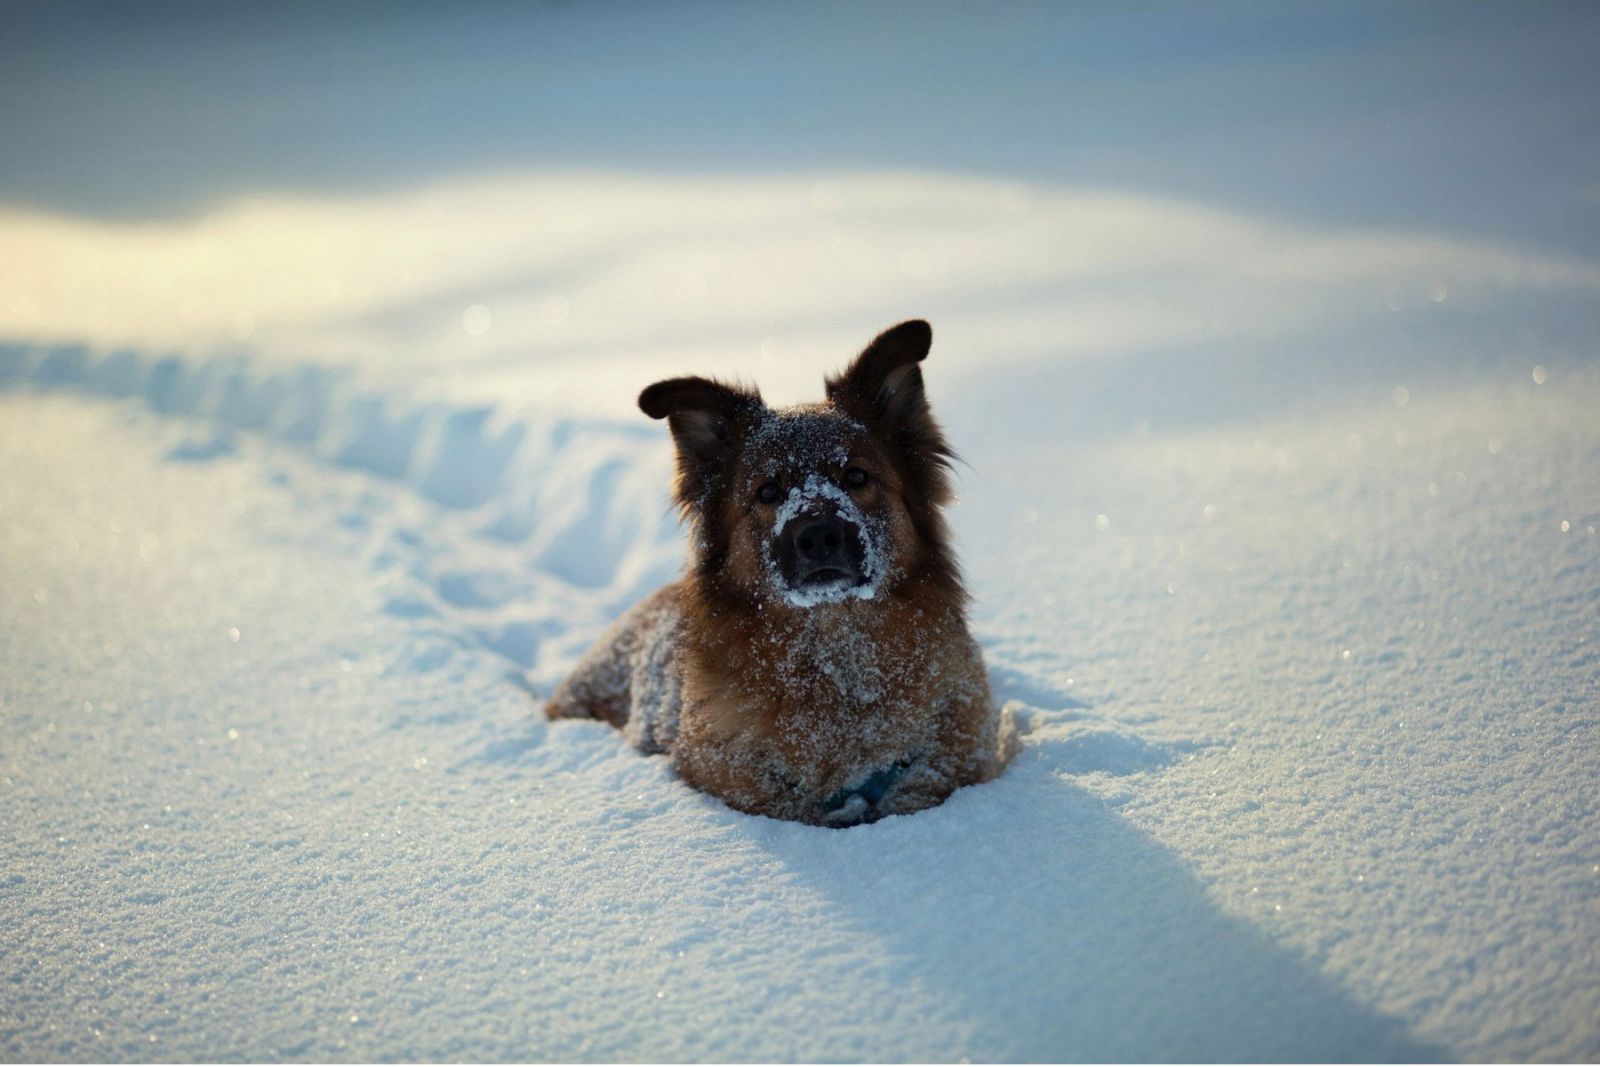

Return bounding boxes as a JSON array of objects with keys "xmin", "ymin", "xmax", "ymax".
[{"xmin": 776, "ymin": 512, "xmax": 867, "ymax": 590}]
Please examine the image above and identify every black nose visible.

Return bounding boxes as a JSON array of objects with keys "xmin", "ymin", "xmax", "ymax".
[{"xmin": 793, "ymin": 517, "xmax": 846, "ymax": 563}]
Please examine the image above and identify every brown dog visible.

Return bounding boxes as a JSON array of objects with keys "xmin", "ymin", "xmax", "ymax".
[{"xmin": 545, "ymin": 320, "xmax": 1002, "ymax": 825}]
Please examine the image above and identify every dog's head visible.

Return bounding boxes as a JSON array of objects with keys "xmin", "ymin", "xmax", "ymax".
[{"xmin": 640, "ymin": 320, "xmax": 960, "ymax": 608}]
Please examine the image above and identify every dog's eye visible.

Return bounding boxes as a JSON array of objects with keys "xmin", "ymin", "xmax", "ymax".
[
  {"xmin": 843, "ymin": 467, "xmax": 869, "ymax": 489},
  {"xmin": 755, "ymin": 481, "xmax": 782, "ymax": 504}
]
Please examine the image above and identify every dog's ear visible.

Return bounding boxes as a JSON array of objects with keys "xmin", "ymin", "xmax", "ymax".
[
  {"xmin": 827, "ymin": 320, "xmax": 954, "ymax": 502},
  {"xmin": 639, "ymin": 376, "xmax": 762, "ymax": 509},
  {"xmin": 826, "ymin": 319, "xmax": 936, "ymax": 435}
]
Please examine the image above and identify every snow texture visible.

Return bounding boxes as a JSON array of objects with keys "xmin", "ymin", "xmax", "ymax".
[{"xmin": 2, "ymin": 323, "xmax": 1596, "ymax": 1061}]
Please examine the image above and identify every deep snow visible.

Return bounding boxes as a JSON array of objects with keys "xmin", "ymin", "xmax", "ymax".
[{"xmin": 1, "ymin": 317, "xmax": 1596, "ymax": 1059}]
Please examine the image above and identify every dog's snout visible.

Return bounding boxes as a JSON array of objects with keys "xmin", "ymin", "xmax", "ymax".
[
  {"xmin": 775, "ymin": 511, "xmax": 866, "ymax": 592},
  {"xmin": 793, "ymin": 517, "xmax": 846, "ymax": 563}
]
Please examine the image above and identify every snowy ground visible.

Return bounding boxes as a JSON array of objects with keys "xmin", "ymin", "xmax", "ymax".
[
  {"xmin": 2, "ymin": 326, "xmax": 1596, "ymax": 1061},
  {"xmin": 4, "ymin": 5, "xmax": 1600, "ymax": 1062}
]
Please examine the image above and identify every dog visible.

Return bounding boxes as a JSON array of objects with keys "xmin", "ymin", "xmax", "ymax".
[{"xmin": 545, "ymin": 320, "xmax": 1003, "ymax": 825}]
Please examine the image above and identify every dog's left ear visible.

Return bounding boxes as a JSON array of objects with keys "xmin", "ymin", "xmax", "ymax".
[
  {"xmin": 827, "ymin": 319, "xmax": 955, "ymax": 503},
  {"xmin": 826, "ymin": 319, "xmax": 936, "ymax": 436}
]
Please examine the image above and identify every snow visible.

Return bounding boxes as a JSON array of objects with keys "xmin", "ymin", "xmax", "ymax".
[
  {"xmin": 3, "ymin": 323, "xmax": 1596, "ymax": 1061},
  {"xmin": 6, "ymin": 170, "xmax": 1599, "ymax": 425},
  {"xmin": 3, "ymin": 5, "xmax": 1600, "ymax": 1060}
]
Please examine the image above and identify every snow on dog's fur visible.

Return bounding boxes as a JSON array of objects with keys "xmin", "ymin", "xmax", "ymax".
[{"xmin": 546, "ymin": 320, "xmax": 1003, "ymax": 825}]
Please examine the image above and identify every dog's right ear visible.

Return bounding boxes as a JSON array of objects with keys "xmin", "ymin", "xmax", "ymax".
[{"xmin": 639, "ymin": 376, "xmax": 762, "ymax": 509}]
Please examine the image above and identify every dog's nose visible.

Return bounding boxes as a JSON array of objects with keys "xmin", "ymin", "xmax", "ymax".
[{"xmin": 792, "ymin": 516, "xmax": 847, "ymax": 563}]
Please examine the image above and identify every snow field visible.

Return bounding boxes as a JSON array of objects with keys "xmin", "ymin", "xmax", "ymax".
[
  {"xmin": 1, "ymin": 342, "xmax": 1597, "ymax": 1061},
  {"xmin": 957, "ymin": 368, "xmax": 1600, "ymax": 1060}
]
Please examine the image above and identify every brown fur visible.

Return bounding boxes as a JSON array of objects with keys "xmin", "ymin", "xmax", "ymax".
[{"xmin": 546, "ymin": 320, "xmax": 1001, "ymax": 826}]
